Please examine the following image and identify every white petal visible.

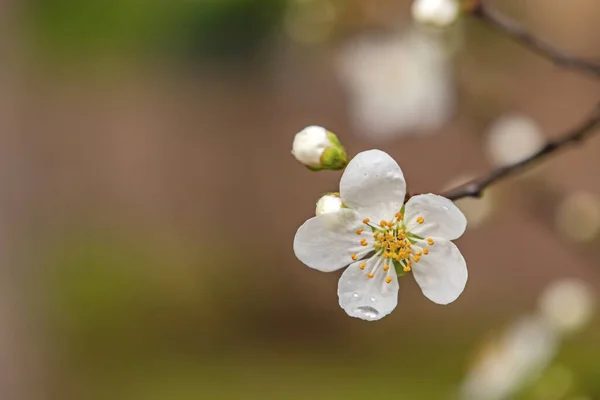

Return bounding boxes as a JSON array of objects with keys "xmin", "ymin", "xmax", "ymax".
[
  {"xmin": 340, "ymin": 150, "xmax": 406, "ymax": 222},
  {"xmin": 412, "ymin": 238, "xmax": 467, "ymax": 304},
  {"xmin": 404, "ymin": 194, "xmax": 467, "ymax": 240},
  {"xmin": 338, "ymin": 256, "xmax": 399, "ymax": 321},
  {"xmin": 294, "ymin": 209, "xmax": 367, "ymax": 272}
]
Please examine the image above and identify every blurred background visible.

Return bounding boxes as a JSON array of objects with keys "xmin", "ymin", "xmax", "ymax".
[{"xmin": 1, "ymin": 0, "xmax": 600, "ymax": 399}]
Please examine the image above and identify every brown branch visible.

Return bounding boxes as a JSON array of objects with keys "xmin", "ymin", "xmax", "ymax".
[
  {"xmin": 443, "ymin": 102, "xmax": 600, "ymax": 201},
  {"xmin": 468, "ymin": 0, "xmax": 600, "ymax": 78}
]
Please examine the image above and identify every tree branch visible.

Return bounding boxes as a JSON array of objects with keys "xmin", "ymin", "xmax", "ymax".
[
  {"xmin": 469, "ymin": 0, "xmax": 600, "ymax": 78},
  {"xmin": 442, "ymin": 102, "xmax": 600, "ymax": 201}
]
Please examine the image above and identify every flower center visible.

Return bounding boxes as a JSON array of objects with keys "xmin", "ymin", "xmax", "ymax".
[
  {"xmin": 374, "ymin": 212, "xmax": 414, "ymax": 272},
  {"xmin": 351, "ymin": 212, "xmax": 435, "ymax": 280}
]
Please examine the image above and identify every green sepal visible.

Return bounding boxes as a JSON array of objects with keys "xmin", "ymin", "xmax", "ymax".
[
  {"xmin": 320, "ymin": 146, "xmax": 347, "ymax": 171},
  {"xmin": 392, "ymin": 259, "xmax": 409, "ymax": 277}
]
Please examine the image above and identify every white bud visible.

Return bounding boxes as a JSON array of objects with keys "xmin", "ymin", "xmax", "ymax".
[
  {"xmin": 411, "ymin": 0, "xmax": 460, "ymax": 27},
  {"xmin": 292, "ymin": 126, "xmax": 348, "ymax": 171},
  {"xmin": 315, "ymin": 193, "xmax": 343, "ymax": 216},
  {"xmin": 538, "ymin": 279, "xmax": 595, "ymax": 335}
]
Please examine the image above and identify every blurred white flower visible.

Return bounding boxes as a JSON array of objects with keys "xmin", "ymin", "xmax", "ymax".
[
  {"xmin": 292, "ymin": 126, "xmax": 348, "ymax": 170},
  {"xmin": 555, "ymin": 192, "xmax": 600, "ymax": 243},
  {"xmin": 294, "ymin": 150, "xmax": 468, "ymax": 321},
  {"xmin": 315, "ymin": 193, "xmax": 343, "ymax": 216},
  {"xmin": 337, "ymin": 29, "xmax": 454, "ymax": 141},
  {"xmin": 461, "ymin": 315, "xmax": 559, "ymax": 400},
  {"xmin": 412, "ymin": 0, "xmax": 460, "ymax": 27},
  {"xmin": 484, "ymin": 113, "xmax": 545, "ymax": 167},
  {"xmin": 538, "ymin": 278, "xmax": 595, "ymax": 335}
]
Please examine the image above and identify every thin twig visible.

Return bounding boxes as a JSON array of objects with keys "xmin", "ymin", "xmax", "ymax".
[
  {"xmin": 469, "ymin": 0, "xmax": 600, "ymax": 78},
  {"xmin": 443, "ymin": 102, "xmax": 600, "ymax": 201}
]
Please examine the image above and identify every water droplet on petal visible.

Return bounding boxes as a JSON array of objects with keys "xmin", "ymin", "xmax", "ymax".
[
  {"xmin": 354, "ymin": 306, "xmax": 379, "ymax": 320},
  {"xmin": 352, "ymin": 292, "xmax": 360, "ymax": 299},
  {"xmin": 370, "ymin": 296, "xmax": 377, "ymax": 302}
]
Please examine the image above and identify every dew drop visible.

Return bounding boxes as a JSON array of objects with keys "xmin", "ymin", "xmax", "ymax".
[
  {"xmin": 354, "ymin": 306, "xmax": 379, "ymax": 320},
  {"xmin": 352, "ymin": 292, "xmax": 360, "ymax": 299},
  {"xmin": 370, "ymin": 296, "xmax": 377, "ymax": 302}
]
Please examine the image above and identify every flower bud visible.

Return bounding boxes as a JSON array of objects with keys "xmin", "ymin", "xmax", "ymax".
[
  {"xmin": 292, "ymin": 126, "xmax": 348, "ymax": 171},
  {"xmin": 411, "ymin": 0, "xmax": 460, "ymax": 27},
  {"xmin": 315, "ymin": 193, "xmax": 343, "ymax": 216}
]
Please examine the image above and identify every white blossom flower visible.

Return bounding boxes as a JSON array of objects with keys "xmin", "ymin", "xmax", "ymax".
[
  {"xmin": 412, "ymin": 0, "xmax": 460, "ymax": 27},
  {"xmin": 315, "ymin": 193, "xmax": 343, "ymax": 216},
  {"xmin": 292, "ymin": 126, "xmax": 348, "ymax": 170},
  {"xmin": 293, "ymin": 149, "xmax": 468, "ymax": 321}
]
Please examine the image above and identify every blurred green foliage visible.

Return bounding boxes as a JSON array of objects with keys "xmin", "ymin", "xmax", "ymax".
[{"xmin": 27, "ymin": 0, "xmax": 286, "ymax": 61}]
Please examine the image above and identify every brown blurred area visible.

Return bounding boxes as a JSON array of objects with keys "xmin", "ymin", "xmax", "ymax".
[{"xmin": 1, "ymin": 0, "xmax": 599, "ymax": 399}]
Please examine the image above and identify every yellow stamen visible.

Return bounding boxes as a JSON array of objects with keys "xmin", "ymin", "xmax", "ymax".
[
  {"xmin": 415, "ymin": 250, "xmax": 423, "ymax": 257},
  {"xmin": 367, "ymin": 273, "xmax": 374, "ymax": 279},
  {"xmin": 413, "ymin": 255, "xmax": 421, "ymax": 263},
  {"xmin": 385, "ymin": 276, "xmax": 392, "ymax": 284},
  {"xmin": 360, "ymin": 238, "xmax": 368, "ymax": 246},
  {"xmin": 417, "ymin": 216, "xmax": 424, "ymax": 224},
  {"xmin": 355, "ymin": 228, "xmax": 363, "ymax": 235},
  {"xmin": 395, "ymin": 212, "xmax": 403, "ymax": 221},
  {"xmin": 423, "ymin": 248, "xmax": 429, "ymax": 255},
  {"xmin": 403, "ymin": 265, "xmax": 412, "ymax": 272},
  {"xmin": 427, "ymin": 238, "xmax": 435, "ymax": 246},
  {"xmin": 359, "ymin": 262, "xmax": 366, "ymax": 270},
  {"xmin": 362, "ymin": 218, "xmax": 370, "ymax": 224},
  {"xmin": 383, "ymin": 264, "xmax": 389, "ymax": 271},
  {"xmin": 351, "ymin": 254, "xmax": 358, "ymax": 261},
  {"xmin": 380, "ymin": 220, "xmax": 387, "ymax": 227}
]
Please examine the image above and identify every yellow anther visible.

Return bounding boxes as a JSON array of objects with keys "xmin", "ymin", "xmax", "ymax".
[
  {"xmin": 383, "ymin": 264, "xmax": 390, "ymax": 271},
  {"xmin": 385, "ymin": 276, "xmax": 392, "ymax": 284},
  {"xmin": 423, "ymin": 248, "xmax": 429, "ymax": 255},
  {"xmin": 351, "ymin": 253, "xmax": 358, "ymax": 261},
  {"xmin": 395, "ymin": 212, "xmax": 403, "ymax": 221},
  {"xmin": 380, "ymin": 220, "xmax": 387, "ymax": 227},
  {"xmin": 413, "ymin": 255, "xmax": 421, "ymax": 263},
  {"xmin": 385, "ymin": 233, "xmax": 394, "ymax": 241},
  {"xmin": 359, "ymin": 262, "xmax": 366, "ymax": 270},
  {"xmin": 367, "ymin": 273, "xmax": 374, "ymax": 279},
  {"xmin": 374, "ymin": 243, "xmax": 381, "ymax": 250},
  {"xmin": 403, "ymin": 265, "xmax": 412, "ymax": 272},
  {"xmin": 415, "ymin": 251, "xmax": 423, "ymax": 257},
  {"xmin": 427, "ymin": 238, "xmax": 435, "ymax": 246},
  {"xmin": 360, "ymin": 238, "xmax": 368, "ymax": 246},
  {"xmin": 417, "ymin": 216, "xmax": 424, "ymax": 224},
  {"xmin": 355, "ymin": 228, "xmax": 363, "ymax": 235},
  {"xmin": 383, "ymin": 241, "xmax": 390, "ymax": 248},
  {"xmin": 362, "ymin": 218, "xmax": 370, "ymax": 224}
]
